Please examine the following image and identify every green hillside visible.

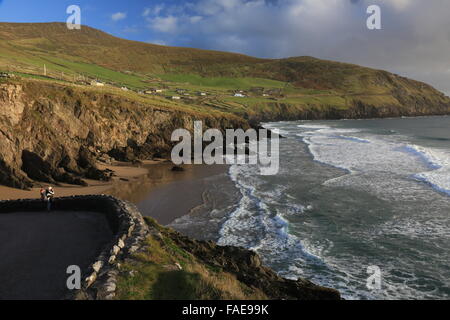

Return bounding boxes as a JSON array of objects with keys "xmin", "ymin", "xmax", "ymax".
[{"xmin": 1, "ymin": 22, "xmax": 449, "ymax": 123}]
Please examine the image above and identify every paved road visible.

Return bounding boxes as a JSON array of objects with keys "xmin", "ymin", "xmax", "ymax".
[{"xmin": 0, "ymin": 211, "xmax": 113, "ymax": 300}]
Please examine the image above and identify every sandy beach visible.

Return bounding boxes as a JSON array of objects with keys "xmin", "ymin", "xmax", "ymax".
[
  {"xmin": 0, "ymin": 161, "xmax": 151, "ymax": 201},
  {"xmin": 0, "ymin": 160, "xmax": 231, "ymax": 225}
]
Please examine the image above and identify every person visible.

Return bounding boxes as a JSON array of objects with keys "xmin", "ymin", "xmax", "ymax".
[
  {"xmin": 44, "ymin": 186, "xmax": 55, "ymax": 211},
  {"xmin": 40, "ymin": 187, "xmax": 46, "ymax": 201}
]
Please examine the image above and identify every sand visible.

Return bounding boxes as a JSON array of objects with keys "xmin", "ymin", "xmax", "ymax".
[
  {"xmin": 0, "ymin": 161, "xmax": 152, "ymax": 201},
  {"xmin": 0, "ymin": 160, "xmax": 231, "ymax": 225}
]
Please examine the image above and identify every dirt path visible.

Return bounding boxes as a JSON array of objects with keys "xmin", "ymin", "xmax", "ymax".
[{"xmin": 0, "ymin": 210, "xmax": 113, "ymax": 300}]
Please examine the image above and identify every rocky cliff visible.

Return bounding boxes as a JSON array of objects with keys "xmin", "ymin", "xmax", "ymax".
[
  {"xmin": 0, "ymin": 80, "xmax": 248, "ymax": 189},
  {"xmin": 1, "ymin": 68, "xmax": 450, "ymax": 190}
]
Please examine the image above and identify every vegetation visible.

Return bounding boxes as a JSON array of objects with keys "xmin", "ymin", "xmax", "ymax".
[
  {"xmin": 1, "ymin": 22, "xmax": 449, "ymax": 123},
  {"xmin": 116, "ymin": 218, "xmax": 267, "ymax": 300}
]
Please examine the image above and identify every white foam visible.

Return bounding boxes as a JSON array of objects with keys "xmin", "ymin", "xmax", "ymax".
[
  {"xmin": 297, "ymin": 125, "xmax": 450, "ymax": 196},
  {"xmin": 219, "ymin": 121, "xmax": 450, "ymax": 300},
  {"xmin": 220, "ymin": 163, "xmax": 325, "ymax": 266},
  {"xmin": 297, "ymin": 124, "xmax": 331, "ymax": 130}
]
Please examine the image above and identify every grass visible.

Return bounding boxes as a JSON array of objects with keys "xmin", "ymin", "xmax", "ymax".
[
  {"xmin": 116, "ymin": 218, "xmax": 267, "ymax": 300},
  {"xmin": 159, "ymin": 73, "xmax": 289, "ymax": 90},
  {"xmin": 1, "ymin": 22, "xmax": 448, "ymax": 123}
]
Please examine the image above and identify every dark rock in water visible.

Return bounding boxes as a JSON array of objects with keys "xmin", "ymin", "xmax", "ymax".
[{"xmin": 171, "ymin": 165, "xmax": 184, "ymax": 172}]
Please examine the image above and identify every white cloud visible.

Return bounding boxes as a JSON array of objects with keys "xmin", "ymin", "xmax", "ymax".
[
  {"xmin": 143, "ymin": 8, "xmax": 151, "ymax": 17},
  {"xmin": 143, "ymin": 5, "xmax": 165, "ymax": 17},
  {"xmin": 190, "ymin": 16, "xmax": 203, "ymax": 24},
  {"xmin": 111, "ymin": 12, "xmax": 127, "ymax": 22},
  {"xmin": 147, "ymin": 39, "xmax": 167, "ymax": 46},
  {"xmin": 149, "ymin": 15, "xmax": 179, "ymax": 33}
]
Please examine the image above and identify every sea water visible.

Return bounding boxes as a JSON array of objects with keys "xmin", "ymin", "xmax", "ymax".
[{"xmin": 216, "ymin": 116, "xmax": 450, "ymax": 300}]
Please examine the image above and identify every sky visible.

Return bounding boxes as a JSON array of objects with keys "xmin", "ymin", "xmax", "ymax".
[{"xmin": 0, "ymin": 0, "xmax": 449, "ymax": 94}]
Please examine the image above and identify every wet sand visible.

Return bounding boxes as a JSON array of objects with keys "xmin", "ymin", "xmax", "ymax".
[
  {"xmin": 0, "ymin": 210, "xmax": 112, "ymax": 300},
  {"xmin": 0, "ymin": 161, "xmax": 231, "ymax": 225},
  {"xmin": 107, "ymin": 163, "xmax": 230, "ymax": 225},
  {"xmin": 0, "ymin": 162, "xmax": 151, "ymax": 201}
]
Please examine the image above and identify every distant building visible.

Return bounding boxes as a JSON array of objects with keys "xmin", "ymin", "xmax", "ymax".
[
  {"xmin": 90, "ymin": 80, "xmax": 105, "ymax": 87},
  {"xmin": 171, "ymin": 96, "xmax": 181, "ymax": 100},
  {"xmin": 199, "ymin": 92, "xmax": 207, "ymax": 96},
  {"xmin": 146, "ymin": 88, "xmax": 164, "ymax": 94},
  {"xmin": 0, "ymin": 72, "xmax": 13, "ymax": 78},
  {"xmin": 234, "ymin": 93, "xmax": 245, "ymax": 97}
]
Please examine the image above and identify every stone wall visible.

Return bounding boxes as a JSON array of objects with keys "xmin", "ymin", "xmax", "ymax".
[{"xmin": 0, "ymin": 195, "xmax": 149, "ymax": 300}]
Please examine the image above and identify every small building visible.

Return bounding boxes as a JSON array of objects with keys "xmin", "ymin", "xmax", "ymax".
[
  {"xmin": 171, "ymin": 96, "xmax": 181, "ymax": 100},
  {"xmin": 234, "ymin": 93, "xmax": 245, "ymax": 97},
  {"xmin": 146, "ymin": 88, "xmax": 164, "ymax": 94},
  {"xmin": 199, "ymin": 92, "xmax": 207, "ymax": 96},
  {"xmin": 90, "ymin": 80, "xmax": 105, "ymax": 87},
  {"xmin": 0, "ymin": 72, "xmax": 15, "ymax": 79}
]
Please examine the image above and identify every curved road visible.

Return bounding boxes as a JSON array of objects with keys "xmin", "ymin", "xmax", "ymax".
[{"xmin": 0, "ymin": 211, "xmax": 113, "ymax": 300}]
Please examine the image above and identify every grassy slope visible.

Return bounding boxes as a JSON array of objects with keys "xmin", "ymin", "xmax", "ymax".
[
  {"xmin": 117, "ymin": 218, "xmax": 267, "ymax": 300},
  {"xmin": 116, "ymin": 218, "xmax": 340, "ymax": 300},
  {"xmin": 0, "ymin": 22, "xmax": 449, "ymax": 122}
]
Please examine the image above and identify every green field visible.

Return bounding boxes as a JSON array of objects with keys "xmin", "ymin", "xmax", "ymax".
[
  {"xmin": 159, "ymin": 74, "xmax": 289, "ymax": 90},
  {"xmin": 1, "ymin": 22, "xmax": 448, "ymax": 121}
]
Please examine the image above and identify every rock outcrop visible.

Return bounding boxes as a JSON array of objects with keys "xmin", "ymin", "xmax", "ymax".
[
  {"xmin": 146, "ymin": 218, "xmax": 341, "ymax": 300},
  {"xmin": 0, "ymin": 81, "xmax": 247, "ymax": 189}
]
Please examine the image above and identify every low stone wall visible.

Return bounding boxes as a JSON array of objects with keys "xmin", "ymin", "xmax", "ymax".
[{"xmin": 0, "ymin": 195, "xmax": 149, "ymax": 300}]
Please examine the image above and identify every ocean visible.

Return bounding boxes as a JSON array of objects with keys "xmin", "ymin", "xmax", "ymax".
[{"xmin": 208, "ymin": 116, "xmax": 450, "ymax": 300}]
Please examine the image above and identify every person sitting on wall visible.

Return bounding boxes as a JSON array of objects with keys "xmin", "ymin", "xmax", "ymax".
[{"xmin": 44, "ymin": 186, "xmax": 55, "ymax": 211}]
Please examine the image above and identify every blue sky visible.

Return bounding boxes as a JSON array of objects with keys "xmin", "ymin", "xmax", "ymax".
[{"xmin": 0, "ymin": 0, "xmax": 449, "ymax": 94}]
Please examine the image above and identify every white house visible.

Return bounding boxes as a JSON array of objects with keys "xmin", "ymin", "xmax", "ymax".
[
  {"xmin": 171, "ymin": 96, "xmax": 181, "ymax": 100},
  {"xmin": 234, "ymin": 93, "xmax": 245, "ymax": 97},
  {"xmin": 91, "ymin": 80, "xmax": 105, "ymax": 87}
]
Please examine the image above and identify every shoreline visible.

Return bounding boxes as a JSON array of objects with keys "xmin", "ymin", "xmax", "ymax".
[
  {"xmin": 0, "ymin": 160, "xmax": 233, "ymax": 226},
  {"xmin": 0, "ymin": 161, "xmax": 153, "ymax": 201}
]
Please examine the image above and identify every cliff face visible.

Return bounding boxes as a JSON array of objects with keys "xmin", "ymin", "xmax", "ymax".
[
  {"xmin": 247, "ymin": 96, "xmax": 450, "ymax": 123},
  {"xmin": 1, "ymin": 68, "xmax": 449, "ymax": 190},
  {"xmin": 0, "ymin": 81, "xmax": 247, "ymax": 189}
]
